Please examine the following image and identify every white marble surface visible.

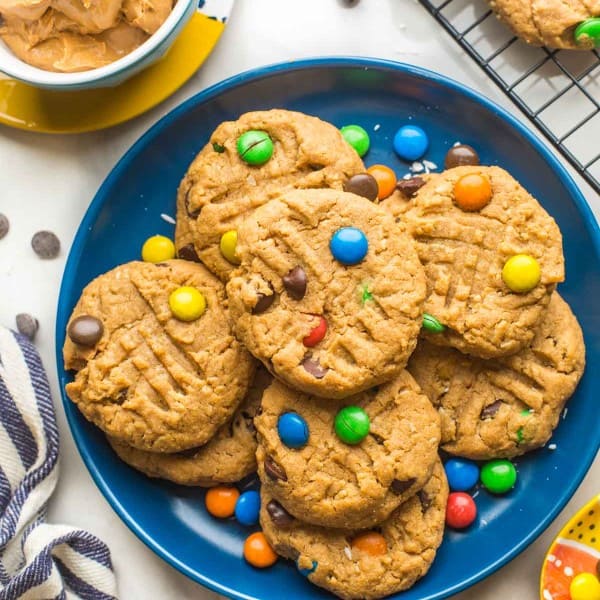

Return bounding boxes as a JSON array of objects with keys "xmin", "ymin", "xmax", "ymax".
[{"xmin": 0, "ymin": 0, "xmax": 598, "ymax": 598}]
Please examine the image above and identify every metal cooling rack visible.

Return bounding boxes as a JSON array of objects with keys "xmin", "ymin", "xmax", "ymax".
[{"xmin": 418, "ymin": 0, "xmax": 600, "ymax": 194}]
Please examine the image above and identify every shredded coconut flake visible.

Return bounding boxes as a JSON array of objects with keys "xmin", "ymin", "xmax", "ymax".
[
  {"xmin": 160, "ymin": 213, "xmax": 176, "ymax": 225},
  {"xmin": 344, "ymin": 546, "xmax": 352, "ymax": 560},
  {"xmin": 472, "ymin": 490, "xmax": 479, "ymax": 498},
  {"xmin": 480, "ymin": 519, "xmax": 488, "ymax": 526},
  {"xmin": 562, "ymin": 408, "xmax": 568, "ymax": 419},
  {"xmin": 453, "ymin": 141, "xmax": 461, "ymax": 147},
  {"xmin": 422, "ymin": 160, "xmax": 438, "ymax": 171},
  {"xmin": 410, "ymin": 161, "xmax": 424, "ymax": 173},
  {"xmin": 548, "ymin": 444, "xmax": 557, "ymax": 450},
  {"xmin": 373, "ymin": 123, "xmax": 381, "ymax": 131},
  {"xmin": 402, "ymin": 173, "xmax": 413, "ymax": 180}
]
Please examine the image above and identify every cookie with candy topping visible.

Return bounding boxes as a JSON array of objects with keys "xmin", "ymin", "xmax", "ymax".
[
  {"xmin": 63, "ymin": 260, "xmax": 255, "ymax": 453},
  {"xmin": 399, "ymin": 165, "xmax": 564, "ymax": 359},
  {"xmin": 176, "ymin": 109, "xmax": 365, "ymax": 279},
  {"xmin": 255, "ymin": 373, "xmax": 441, "ymax": 529},
  {"xmin": 108, "ymin": 367, "xmax": 271, "ymax": 486},
  {"xmin": 226, "ymin": 188, "xmax": 427, "ymax": 399},
  {"xmin": 488, "ymin": 0, "xmax": 600, "ymax": 50},
  {"xmin": 260, "ymin": 460, "xmax": 448, "ymax": 600},
  {"xmin": 408, "ymin": 293, "xmax": 585, "ymax": 459}
]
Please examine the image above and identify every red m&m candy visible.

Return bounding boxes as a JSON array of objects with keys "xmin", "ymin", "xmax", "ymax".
[
  {"xmin": 303, "ymin": 316, "xmax": 327, "ymax": 347},
  {"xmin": 446, "ymin": 492, "xmax": 477, "ymax": 529}
]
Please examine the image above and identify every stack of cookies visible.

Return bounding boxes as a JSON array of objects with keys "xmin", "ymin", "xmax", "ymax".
[{"xmin": 62, "ymin": 109, "xmax": 585, "ymax": 600}]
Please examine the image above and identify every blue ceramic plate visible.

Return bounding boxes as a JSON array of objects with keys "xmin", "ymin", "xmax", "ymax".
[{"xmin": 56, "ymin": 57, "xmax": 600, "ymax": 600}]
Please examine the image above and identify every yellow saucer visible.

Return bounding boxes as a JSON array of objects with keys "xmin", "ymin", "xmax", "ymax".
[
  {"xmin": 0, "ymin": 11, "xmax": 226, "ymax": 134},
  {"xmin": 540, "ymin": 495, "xmax": 600, "ymax": 600}
]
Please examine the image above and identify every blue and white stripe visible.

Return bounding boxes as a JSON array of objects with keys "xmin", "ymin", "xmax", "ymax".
[{"xmin": 0, "ymin": 327, "xmax": 117, "ymax": 600}]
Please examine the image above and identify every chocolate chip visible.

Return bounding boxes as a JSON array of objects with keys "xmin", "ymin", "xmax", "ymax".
[
  {"xmin": 480, "ymin": 400, "xmax": 503, "ymax": 420},
  {"xmin": 278, "ymin": 545, "xmax": 300, "ymax": 561},
  {"xmin": 15, "ymin": 313, "xmax": 39, "ymax": 341},
  {"xmin": 0, "ymin": 213, "xmax": 9, "ymax": 239},
  {"xmin": 267, "ymin": 500, "xmax": 295, "ymax": 528},
  {"xmin": 391, "ymin": 477, "xmax": 417, "ymax": 495},
  {"xmin": 417, "ymin": 490, "xmax": 432, "ymax": 512},
  {"xmin": 343, "ymin": 173, "xmax": 379, "ymax": 201},
  {"xmin": 184, "ymin": 187, "xmax": 200, "ymax": 218},
  {"xmin": 252, "ymin": 289, "xmax": 276, "ymax": 314},
  {"xmin": 68, "ymin": 315, "xmax": 104, "ymax": 347},
  {"xmin": 31, "ymin": 231, "xmax": 60, "ymax": 259},
  {"xmin": 301, "ymin": 355, "xmax": 328, "ymax": 379},
  {"xmin": 369, "ymin": 431, "xmax": 385, "ymax": 445},
  {"xmin": 115, "ymin": 388, "xmax": 128, "ymax": 404},
  {"xmin": 177, "ymin": 243, "xmax": 200, "ymax": 262},
  {"xmin": 282, "ymin": 266, "xmax": 307, "ymax": 300},
  {"xmin": 241, "ymin": 411, "xmax": 257, "ymax": 434},
  {"xmin": 396, "ymin": 177, "xmax": 426, "ymax": 198},
  {"xmin": 444, "ymin": 144, "xmax": 480, "ymax": 169},
  {"xmin": 264, "ymin": 457, "xmax": 287, "ymax": 482}
]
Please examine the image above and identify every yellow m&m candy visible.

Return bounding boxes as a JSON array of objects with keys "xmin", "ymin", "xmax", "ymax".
[
  {"xmin": 169, "ymin": 286, "xmax": 206, "ymax": 321},
  {"xmin": 141, "ymin": 235, "xmax": 175, "ymax": 263},
  {"xmin": 570, "ymin": 573, "xmax": 600, "ymax": 600},
  {"xmin": 501, "ymin": 254, "xmax": 541, "ymax": 293},
  {"xmin": 220, "ymin": 230, "xmax": 241, "ymax": 265}
]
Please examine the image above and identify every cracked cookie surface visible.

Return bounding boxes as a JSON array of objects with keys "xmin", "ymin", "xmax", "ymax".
[
  {"xmin": 63, "ymin": 260, "xmax": 255, "ymax": 453},
  {"xmin": 255, "ymin": 374, "xmax": 441, "ymax": 529},
  {"xmin": 488, "ymin": 0, "xmax": 599, "ymax": 49},
  {"xmin": 176, "ymin": 109, "xmax": 365, "ymax": 280},
  {"xmin": 260, "ymin": 460, "xmax": 448, "ymax": 600},
  {"xmin": 399, "ymin": 165, "xmax": 564, "ymax": 359},
  {"xmin": 226, "ymin": 188, "xmax": 427, "ymax": 398},
  {"xmin": 408, "ymin": 293, "xmax": 585, "ymax": 459},
  {"xmin": 108, "ymin": 366, "xmax": 271, "ymax": 485}
]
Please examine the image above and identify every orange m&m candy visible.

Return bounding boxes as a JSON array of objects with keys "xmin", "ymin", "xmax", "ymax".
[
  {"xmin": 351, "ymin": 531, "xmax": 388, "ymax": 556},
  {"xmin": 244, "ymin": 532, "xmax": 278, "ymax": 568},
  {"xmin": 205, "ymin": 486, "xmax": 239, "ymax": 518},
  {"xmin": 453, "ymin": 173, "xmax": 492, "ymax": 211},
  {"xmin": 366, "ymin": 164, "xmax": 397, "ymax": 200}
]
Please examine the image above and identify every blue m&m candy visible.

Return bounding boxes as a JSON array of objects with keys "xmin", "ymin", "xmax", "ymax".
[
  {"xmin": 444, "ymin": 458, "xmax": 479, "ymax": 492},
  {"xmin": 278, "ymin": 412, "xmax": 309, "ymax": 449},
  {"xmin": 393, "ymin": 125, "xmax": 429, "ymax": 161},
  {"xmin": 297, "ymin": 558, "xmax": 318, "ymax": 577},
  {"xmin": 234, "ymin": 490, "xmax": 261, "ymax": 526},
  {"xmin": 330, "ymin": 227, "xmax": 368, "ymax": 265}
]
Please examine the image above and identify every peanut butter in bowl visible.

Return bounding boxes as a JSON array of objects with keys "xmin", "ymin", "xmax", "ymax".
[{"xmin": 0, "ymin": 0, "xmax": 174, "ymax": 72}]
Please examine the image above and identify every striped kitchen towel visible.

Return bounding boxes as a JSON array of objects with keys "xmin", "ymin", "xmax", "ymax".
[{"xmin": 0, "ymin": 327, "xmax": 118, "ymax": 600}]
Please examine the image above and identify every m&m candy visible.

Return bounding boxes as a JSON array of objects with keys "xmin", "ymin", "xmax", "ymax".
[
  {"xmin": 303, "ymin": 316, "xmax": 327, "ymax": 347},
  {"xmin": 335, "ymin": 406, "xmax": 370, "ymax": 444},
  {"xmin": 244, "ymin": 532, "xmax": 278, "ymax": 568},
  {"xmin": 351, "ymin": 532, "xmax": 387, "ymax": 556},
  {"xmin": 444, "ymin": 458, "xmax": 479, "ymax": 492},
  {"xmin": 297, "ymin": 558, "xmax": 318, "ymax": 576},
  {"xmin": 330, "ymin": 227, "xmax": 368, "ymax": 265},
  {"xmin": 453, "ymin": 173, "xmax": 492, "ymax": 211},
  {"xmin": 574, "ymin": 18, "xmax": 600, "ymax": 48},
  {"xmin": 422, "ymin": 313, "xmax": 445, "ymax": 333},
  {"xmin": 393, "ymin": 125, "xmax": 429, "ymax": 161},
  {"xmin": 366, "ymin": 164, "xmax": 397, "ymax": 200},
  {"xmin": 234, "ymin": 490, "xmax": 261, "ymax": 526},
  {"xmin": 502, "ymin": 254, "xmax": 541, "ymax": 293},
  {"xmin": 445, "ymin": 492, "xmax": 477, "ymax": 529},
  {"xmin": 141, "ymin": 235, "xmax": 175, "ymax": 263},
  {"xmin": 570, "ymin": 572, "xmax": 600, "ymax": 600},
  {"xmin": 480, "ymin": 459, "xmax": 517, "ymax": 494},
  {"xmin": 169, "ymin": 287, "xmax": 206, "ymax": 321},
  {"xmin": 220, "ymin": 230, "xmax": 241, "ymax": 265},
  {"xmin": 340, "ymin": 125, "xmax": 370, "ymax": 157},
  {"xmin": 205, "ymin": 486, "xmax": 239, "ymax": 518},
  {"xmin": 237, "ymin": 130, "xmax": 274, "ymax": 165},
  {"xmin": 343, "ymin": 173, "xmax": 379, "ymax": 201},
  {"xmin": 445, "ymin": 144, "xmax": 480, "ymax": 169},
  {"xmin": 278, "ymin": 412, "xmax": 310, "ymax": 449}
]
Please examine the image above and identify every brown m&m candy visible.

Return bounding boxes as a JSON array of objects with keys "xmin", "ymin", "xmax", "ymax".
[
  {"xmin": 343, "ymin": 173, "xmax": 379, "ymax": 201},
  {"xmin": 68, "ymin": 315, "xmax": 104, "ymax": 347},
  {"xmin": 445, "ymin": 144, "xmax": 480, "ymax": 169}
]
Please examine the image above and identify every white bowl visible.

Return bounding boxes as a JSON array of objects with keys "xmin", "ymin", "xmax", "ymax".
[{"xmin": 0, "ymin": 0, "xmax": 197, "ymax": 90}]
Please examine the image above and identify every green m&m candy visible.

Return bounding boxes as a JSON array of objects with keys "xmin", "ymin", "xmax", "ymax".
[
  {"xmin": 422, "ymin": 313, "xmax": 445, "ymax": 333},
  {"xmin": 480, "ymin": 459, "xmax": 517, "ymax": 494},
  {"xmin": 335, "ymin": 406, "xmax": 370, "ymax": 444},
  {"xmin": 340, "ymin": 125, "xmax": 370, "ymax": 157},
  {"xmin": 237, "ymin": 130, "xmax": 274, "ymax": 165},
  {"xmin": 574, "ymin": 18, "xmax": 600, "ymax": 48}
]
